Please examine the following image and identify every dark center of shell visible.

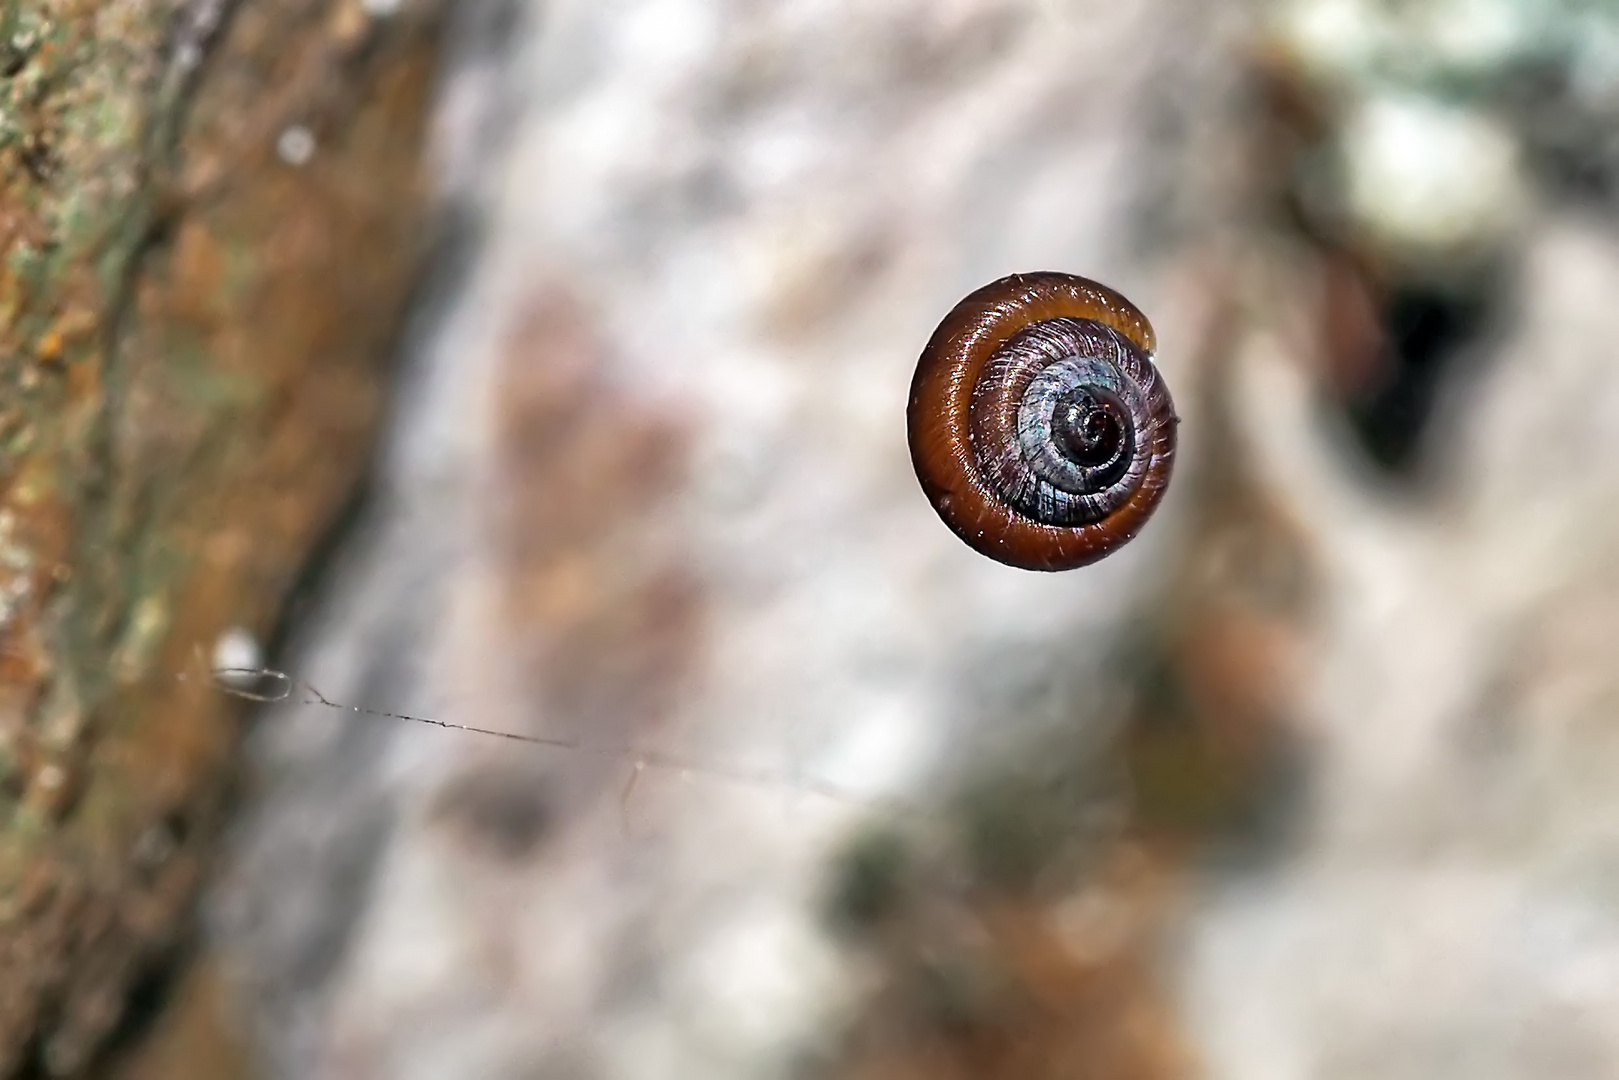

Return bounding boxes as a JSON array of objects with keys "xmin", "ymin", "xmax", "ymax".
[{"xmin": 1051, "ymin": 389, "xmax": 1127, "ymax": 475}]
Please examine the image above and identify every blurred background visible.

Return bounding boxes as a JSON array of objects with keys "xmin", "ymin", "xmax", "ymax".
[{"xmin": 7, "ymin": 0, "xmax": 1619, "ymax": 1077}]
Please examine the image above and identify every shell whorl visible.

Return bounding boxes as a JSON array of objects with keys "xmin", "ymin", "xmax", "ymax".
[{"xmin": 907, "ymin": 272, "xmax": 1177, "ymax": 571}]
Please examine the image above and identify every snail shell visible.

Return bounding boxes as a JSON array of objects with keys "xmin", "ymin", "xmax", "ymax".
[{"xmin": 907, "ymin": 273, "xmax": 1177, "ymax": 571}]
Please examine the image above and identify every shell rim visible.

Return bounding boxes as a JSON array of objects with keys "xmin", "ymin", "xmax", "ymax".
[{"xmin": 906, "ymin": 271, "xmax": 1177, "ymax": 572}]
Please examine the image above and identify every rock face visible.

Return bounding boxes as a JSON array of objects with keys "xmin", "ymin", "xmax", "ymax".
[
  {"xmin": 213, "ymin": 1, "xmax": 1228, "ymax": 1077},
  {"xmin": 207, "ymin": 2, "xmax": 1619, "ymax": 1080},
  {"xmin": 1183, "ymin": 217, "xmax": 1619, "ymax": 1080},
  {"xmin": 0, "ymin": 1, "xmax": 442, "ymax": 1075}
]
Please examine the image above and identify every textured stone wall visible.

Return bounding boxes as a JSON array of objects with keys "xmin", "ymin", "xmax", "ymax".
[
  {"xmin": 0, "ymin": 1, "xmax": 442, "ymax": 1074},
  {"xmin": 214, "ymin": 2, "xmax": 1232, "ymax": 1077},
  {"xmin": 203, "ymin": 2, "xmax": 1619, "ymax": 1079}
]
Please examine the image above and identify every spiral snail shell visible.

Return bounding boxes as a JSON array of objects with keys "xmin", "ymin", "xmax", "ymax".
[{"xmin": 907, "ymin": 273, "xmax": 1177, "ymax": 571}]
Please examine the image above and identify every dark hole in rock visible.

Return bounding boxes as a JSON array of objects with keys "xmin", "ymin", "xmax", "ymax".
[{"xmin": 1343, "ymin": 285, "xmax": 1490, "ymax": 474}]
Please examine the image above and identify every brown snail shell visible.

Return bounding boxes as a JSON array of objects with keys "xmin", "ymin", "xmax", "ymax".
[{"xmin": 907, "ymin": 272, "xmax": 1177, "ymax": 571}]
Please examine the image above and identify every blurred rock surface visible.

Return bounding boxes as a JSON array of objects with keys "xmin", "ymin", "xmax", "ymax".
[
  {"xmin": 207, "ymin": 1, "xmax": 1619, "ymax": 1079},
  {"xmin": 214, "ymin": 1, "xmax": 1229, "ymax": 1077}
]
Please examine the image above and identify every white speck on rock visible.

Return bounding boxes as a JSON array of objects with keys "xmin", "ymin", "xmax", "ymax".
[{"xmin": 277, "ymin": 125, "xmax": 317, "ymax": 167}]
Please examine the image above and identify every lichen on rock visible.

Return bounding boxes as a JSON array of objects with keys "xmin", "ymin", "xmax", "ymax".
[{"xmin": 0, "ymin": 0, "xmax": 444, "ymax": 1074}]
